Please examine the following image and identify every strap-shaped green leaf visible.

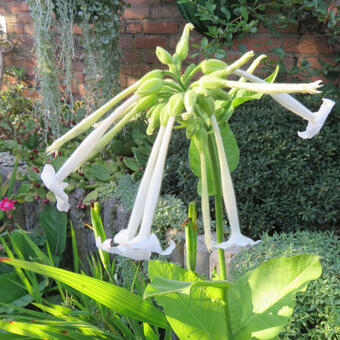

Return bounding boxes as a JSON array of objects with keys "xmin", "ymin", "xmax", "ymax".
[{"xmin": 1, "ymin": 258, "xmax": 169, "ymax": 329}]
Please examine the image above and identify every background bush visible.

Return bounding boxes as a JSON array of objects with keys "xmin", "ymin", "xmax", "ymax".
[
  {"xmin": 162, "ymin": 95, "xmax": 339, "ymax": 238},
  {"xmin": 230, "ymin": 231, "xmax": 340, "ymax": 339}
]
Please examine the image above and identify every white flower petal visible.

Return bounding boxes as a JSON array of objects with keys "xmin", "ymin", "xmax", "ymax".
[
  {"xmin": 213, "ymin": 233, "xmax": 260, "ymax": 252},
  {"xmin": 129, "ymin": 233, "xmax": 176, "ymax": 255},
  {"xmin": 41, "ymin": 165, "xmax": 69, "ymax": 212},
  {"xmin": 298, "ymin": 98, "xmax": 335, "ymax": 139},
  {"xmin": 96, "ymin": 237, "xmax": 151, "ymax": 261}
]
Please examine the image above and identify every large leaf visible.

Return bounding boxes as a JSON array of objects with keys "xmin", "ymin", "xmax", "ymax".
[
  {"xmin": 39, "ymin": 205, "xmax": 67, "ymax": 259},
  {"xmin": 147, "ymin": 261, "xmax": 229, "ymax": 339},
  {"xmin": 228, "ymin": 254, "xmax": 322, "ymax": 340},
  {"xmin": 189, "ymin": 123, "xmax": 239, "ymax": 196},
  {"xmin": 144, "ymin": 277, "xmax": 231, "ymax": 298},
  {"xmin": 0, "ymin": 258, "xmax": 168, "ymax": 330},
  {"xmin": 0, "ymin": 272, "xmax": 48, "ymax": 313}
]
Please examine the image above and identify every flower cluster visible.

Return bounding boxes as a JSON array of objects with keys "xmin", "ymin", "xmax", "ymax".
[
  {"xmin": 0, "ymin": 197, "xmax": 15, "ymax": 211},
  {"xmin": 41, "ymin": 23, "xmax": 335, "ymax": 260}
]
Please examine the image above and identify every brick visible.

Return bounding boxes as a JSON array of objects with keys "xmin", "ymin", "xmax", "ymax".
[
  {"xmin": 7, "ymin": 24, "xmax": 24, "ymax": 34},
  {"xmin": 135, "ymin": 35, "xmax": 167, "ymax": 49},
  {"xmin": 8, "ymin": 1, "xmax": 30, "ymax": 13},
  {"xmin": 72, "ymin": 24, "xmax": 82, "ymax": 35},
  {"xmin": 120, "ymin": 36, "xmax": 134, "ymax": 48},
  {"xmin": 127, "ymin": 0, "xmax": 159, "ymax": 5},
  {"xmin": 122, "ymin": 7, "xmax": 149, "ymax": 20},
  {"xmin": 141, "ymin": 49, "xmax": 159, "ymax": 63},
  {"xmin": 4, "ymin": 15, "xmax": 18, "ymax": 24},
  {"xmin": 233, "ymin": 35, "xmax": 282, "ymax": 53},
  {"xmin": 283, "ymin": 36, "xmax": 333, "ymax": 54},
  {"xmin": 151, "ymin": 5, "xmax": 181, "ymax": 18},
  {"xmin": 120, "ymin": 63, "xmax": 151, "ymax": 76},
  {"xmin": 122, "ymin": 48, "xmax": 141, "ymax": 63},
  {"xmin": 144, "ymin": 20, "xmax": 178, "ymax": 34},
  {"xmin": 18, "ymin": 13, "xmax": 32, "ymax": 24},
  {"xmin": 126, "ymin": 21, "xmax": 142, "ymax": 33},
  {"xmin": 23, "ymin": 24, "xmax": 34, "ymax": 35}
]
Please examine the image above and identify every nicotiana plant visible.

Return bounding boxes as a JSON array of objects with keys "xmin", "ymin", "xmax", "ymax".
[
  {"xmin": 0, "ymin": 23, "xmax": 335, "ymax": 340},
  {"xmin": 40, "ymin": 23, "xmax": 335, "ymax": 263}
]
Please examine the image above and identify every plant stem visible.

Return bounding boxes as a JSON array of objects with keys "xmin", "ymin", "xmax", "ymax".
[{"xmin": 207, "ymin": 135, "xmax": 227, "ymax": 281}]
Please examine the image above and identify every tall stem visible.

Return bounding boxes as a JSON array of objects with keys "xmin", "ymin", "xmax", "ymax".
[{"xmin": 207, "ymin": 135, "xmax": 227, "ymax": 281}]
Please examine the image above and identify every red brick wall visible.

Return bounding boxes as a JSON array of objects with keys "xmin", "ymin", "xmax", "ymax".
[{"xmin": 0, "ymin": 0, "xmax": 337, "ymax": 95}]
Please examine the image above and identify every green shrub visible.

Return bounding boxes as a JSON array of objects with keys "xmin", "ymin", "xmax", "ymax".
[
  {"xmin": 230, "ymin": 231, "xmax": 340, "ymax": 339},
  {"xmin": 162, "ymin": 95, "xmax": 339, "ymax": 238},
  {"xmin": 231, "ymin": 95, "xmax": 339, "ymax": 237}
]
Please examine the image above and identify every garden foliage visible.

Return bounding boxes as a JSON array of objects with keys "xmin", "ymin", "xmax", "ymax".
[{"xmin": 231, "ymin": 231, "xmax": 340, "ymax": 339}]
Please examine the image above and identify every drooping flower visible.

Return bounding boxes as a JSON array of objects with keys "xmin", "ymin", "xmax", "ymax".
[
  {"xmin": 233, "ymin": 69, "xmax": 335, "ymax": 139},
  {"xmin": 96, "ymin": 116, "xmax": 176, "ymax": 260},
  {"xmin": 0, "ymin": 197, "xmax": 15, "ymax": 211},
  {"xmin": 41, "ymin": 95, "xmax": 139, "ymax": 212},
  {"xmin": 211, "ymin": 114, "xmax": 259, "ymax": 251}
]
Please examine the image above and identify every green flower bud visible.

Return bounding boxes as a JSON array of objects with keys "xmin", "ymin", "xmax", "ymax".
[
  {"xmin": 175, "ymin": 23, "xmax": 194, "ymax": 61},
  {"xmin": 184, "ymin": 90, "xmax": 197, "ymax": 114},
  {"xmin": 134, "ymin": 94, "xmax": 158, "ymax": 112},
  {"xmin": 139, "ymin": 69, "xmax": 163, "ymax": 84},
  {"xmin": 156, "ymin": 46, "xmax": 173, "ymax": 65},
  {"xmin": 136, "ymin": 78, "xmax": 163, "ymax": 96},
  {"xmin": 201, "ymin": 59, "xmax": 227, "ymax": 74},
  {"xmin": 147, "ymin": 103, "xmax": 165, "ymax": 135},
  {"xmin": 167, "ymin": 93, "xmax": 184, "ymax": 117},
  {"xmin": 186, "ymin": 123, "xmax": 198, "ymax": 139}
]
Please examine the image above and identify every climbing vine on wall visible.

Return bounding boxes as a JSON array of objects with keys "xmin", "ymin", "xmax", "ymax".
[{"xmin": 28, "ymin": 0, "xmax": 127, "ymax": 138}]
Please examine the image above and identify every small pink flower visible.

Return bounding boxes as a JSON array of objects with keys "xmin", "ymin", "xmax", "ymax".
[{"xmin": 0, "ymin": 197, "xmax": 15, "ymax": 211}]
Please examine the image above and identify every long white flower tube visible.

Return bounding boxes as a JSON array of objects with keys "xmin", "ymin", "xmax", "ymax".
[
  {"xmin": 46, "ymin": 82, "xmax": 140, "ymax": 155},
  {"xmin": 233, "ymin": 69, "xmax": 335, "ymax": 139},
  {"xmin": 96, "ymin": 117, "xmax": 176, "ymax": 260},
  {"xmin": 41, "ymin": 95, "xmax": 139, "ymax": 212},
  {"xmin": 129, "ymin": 115, "xmax": 176, "ymax": 254},
  {"xmin": 115, "ymin": 125, "xmax": 166, "ymax": 243},
  {"xmin": 211, "ymin": 115, "xmax": 258, "ymax": 251}
]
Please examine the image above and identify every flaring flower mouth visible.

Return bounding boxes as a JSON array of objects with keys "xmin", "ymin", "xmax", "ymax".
[
  {"xmin": 298, "ymin": 98, "xmax": 335, "ymax": 139},
  {"xmin": 212, "ymin": 233, "xmax": 261, "ymax": 252},
  {"xmin": 41, "ymin": 164, "xmax": 69, "ymax": 212},
  {"xmin": 96, "ymin": 235, "xmax": 175, "ymax": 261}
]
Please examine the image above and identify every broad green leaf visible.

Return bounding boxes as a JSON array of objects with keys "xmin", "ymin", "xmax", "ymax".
[
  {"xmin": 1, "ymin": 258, "xmax": 169, "ymax": 330},
  {"xmin": 124, "ymin": 157, "xmax": 140, "ymax": 171},
  {"xmin": 228, "ymin": 254, "xmax": 322, "ymax": 340},
  {"xmin": 0, "ymin": 272, "xmax": 48, "ymax": 313},
  {"xmin": 147, "ymin": 261, "xmax": 229, "ymax": 339},
  {"xmin": 83, "ymin": 188, "xmax": 99, "ymax": 204},
  {"xmin": 39, "ymin": 205, "xmax": 67, "ymax": 259},
  {"xmin": 144, "ymin": 277, "xmax": 231, "ymax": 298},
  {"xmin": 84, "ymin": 163, "xmax": 111, "ymax": 182}
]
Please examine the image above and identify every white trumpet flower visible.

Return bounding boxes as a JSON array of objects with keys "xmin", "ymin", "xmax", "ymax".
[
  {"xmin": 211, "ymin": 115, "xmax": 259, "ymax": 251},
  {"xmin": 96, "ymin": 117, "xmax": 176, "ymax": 260},
  {"xmin": 233, "ymin": 69, "xmax": 335, "ymax": 139},
  {"xmin": 41, "ymin": 95, "xmax": 139, "ymax": 212}
]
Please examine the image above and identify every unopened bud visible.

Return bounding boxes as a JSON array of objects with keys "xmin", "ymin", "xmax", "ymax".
[
  {"xmin": 201, "ymin": 59, "xmax": 227, "ymax": 74},
  {"xmin": 199, "ymin": 75, "xmax": 226, "ymax": 89},
  {"xmin": 156, "ymin": 46, "xmax": 173, "ymax": 65},
  {"xmin": 167, "ymin": 93, "xmax": 184, "ymax": 117},
  {"xmin": 184, "ymin": 90, "xmax": 197, "ymax": 114},
  {"xmin": 175, "ymin": 23, "xmax": 194, "ymax": 61},
  {"xmin": 136, "ymin": 78, "xmax": 163, "ymax": 96}
]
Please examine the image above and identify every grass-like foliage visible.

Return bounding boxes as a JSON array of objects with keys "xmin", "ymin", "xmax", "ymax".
[{"xmin": 231, "ymin": 231, "xmax": 340, "ymax": 339}]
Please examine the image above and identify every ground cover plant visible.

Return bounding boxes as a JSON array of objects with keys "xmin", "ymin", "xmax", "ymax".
[{"xmin": 0, "ymin": 24, "xmax": 336, "ymax": 339}]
